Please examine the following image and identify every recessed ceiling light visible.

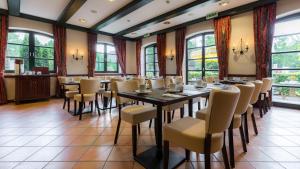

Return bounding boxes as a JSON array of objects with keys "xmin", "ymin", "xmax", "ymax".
[
  {"xmin": 90, "ymin": 10, "xmax": 97, "ymax": 14},
  {"xmin": 188, "ymin": 13, "xmax": 194, "ymax": 16},
  {"xmin": 127, "ymin": 19, "xmax": 131, "ymax": 22},
  {"xmin": 79, "ymin": 18, "xmax": 86, "ymax": 23},
  {"xmin": 163, "ymin": 21, "xmax": 171, "ymax": 25},
  {"xmin": 166, "ymin": 0, "xmax": 170, "ymax": 4},
  {"xmin": 108, "ymin": 0, "xmax": 115, "ymax": 2},
  {"xmin": 219, "ymin": 0, "xmax": 229, "ymax": 6}
]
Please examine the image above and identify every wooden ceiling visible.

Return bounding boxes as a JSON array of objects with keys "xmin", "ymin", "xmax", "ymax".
[{"xmin": 0, "ymin": 0, "xmax": 277, "ymax": 41}]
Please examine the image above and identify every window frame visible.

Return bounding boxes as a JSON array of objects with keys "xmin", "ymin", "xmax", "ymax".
[
  {"xmin": 5, "ymin": 29, "xmax": 55, "ymax": 73},
  {"xmin": 185, "ymin": 32, "xmax": 218, "ymax": 84},
  {"xmin": 95, "ymin": 43, "xmax": 119, "ymax": 73},
  {"xmin": 144, "ymin": 44, "xmax": 159, "ymax": 77}
]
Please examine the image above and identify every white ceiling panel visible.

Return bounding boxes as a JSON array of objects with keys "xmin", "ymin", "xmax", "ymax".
[
  {"xmin": 20, "ymin": 0, "xmax": 71, "ymax": 20},
  {"xmin": 124, "ymin": 0, "xmax": 257, "ymax": 38},
  {"xmin": 100, "ymin": 0, "xmax": 195, "ymax": 34},
  {"xmin": 0, "ymin": 0, "xmax": 8, "ymax": 9},
  {"xmin": 67, "ymin": 0, "xmax": 132, "ymax": 28}
]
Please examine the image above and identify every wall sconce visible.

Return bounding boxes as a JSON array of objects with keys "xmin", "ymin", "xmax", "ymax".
[
  {"xmin": 72, "ymin": 49, "xmax": 83, "ymax": 61},
  {"xmin": 166, "ymin": 49, "xmax": 175, "ymax": 61},
  {"xmin": 232, "ymin": 38, "xmax": 249, "ymax": 56}
]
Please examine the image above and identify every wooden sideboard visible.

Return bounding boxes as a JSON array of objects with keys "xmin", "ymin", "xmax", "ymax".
[{"xmin": 15, "ymin": 75, "xmax": 50, "ymax": 104}]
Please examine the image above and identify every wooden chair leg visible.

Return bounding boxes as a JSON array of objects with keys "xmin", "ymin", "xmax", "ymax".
[
  {"xmin": 63, "ymin": 97, "xmax": 66, "ymax": 109},
  {"xmin": 132, "ymin": 125, "xmax": 137, "ymax": 157},
  {"xmin": 198, "ymin": 101, "xmax": 201, "ymax": 110},
  {"xmin": 266, "ymin": 97, "xmax": 271, "ymax": 110},
  {"xmin": 95, "ymin": 96, "xmax": 101, "ymax": 116},
  {"xmin": 163, "ymin": 140, "xmax": 169, "ymax": 169},
  {"xmin": 114, "ymin": 105, "xmax": 122, "ymax": 144},
  {"xmin": 244, "ymin": 114, "xmax": 249, "ymax": 143},
  {"xmin": 90, "ymin": 101, "xmax": 94, "ymax": 112},
  {"xmin": 109, "ymin": 98, "xmax": 113, "ymax": 113},
  {"xmin": 251, "ymin": 113, "xmax": 258, "ymax": 135},
  {"xmin": 149, "ymin": 119, "xmax": 152, "ymax": 128},
  {"xmin": 258, "ymin": 95, "xmax": 263, "ymax": 118},
  {"xmin": 79, "ymin": 102, "xmax": 83, "ymax": 120},
  {"xmin": 180, "ymin": 107, "xmax": 184, "ymax": 118},
  {"xmin": 239, "ymin": 126, "xmax": 247, "ymax": 153},
  {"xmin": 74, "ymin": 101, "xmax": 77, "ymax": 115},
  {"xmin": 185, "ymin": 149, "xmax": 190, "ymax": 161},
  {"xmin": 204, "ymin": 134, "xmax": 212, "ymax": 169},
  {"xmin": 138, "ymin": 124, "xmax": 141, "ymax": 135},
  {"xmin": 222, "ymin": 132, "xmax": 231, "ymax": 169},
  {"xmin": 167, "ymin": 111, "xmax": 171, "ymax": 123},
  {"xmin": 228, "ymin": 127, "xmax": 235, "ymax": 168},
  {"xmin": 171, "ymin": 110, "xmax": 175, "ymax": 120},
  {"xmin": 67, "ymin": 98, "xmax": 70, "ymax": 112}
]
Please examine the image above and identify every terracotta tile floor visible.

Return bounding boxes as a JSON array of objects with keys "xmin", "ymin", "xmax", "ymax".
[{"xmin": 0, "ymin": 99, "xmax": 300, "ymax": 169}]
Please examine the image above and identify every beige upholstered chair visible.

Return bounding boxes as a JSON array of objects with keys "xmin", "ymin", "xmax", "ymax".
[
  {"xmin": 149, "ymin": 79, "xmax": 185, "ymax": 124},
  {"xmin": 196, "ymin": 83, "xmax": 255, "ymax": 167},
  {"xmin": 163, "ymin": 86, "xmax": 240, "ymax": 169},
  {"xmin": 103, "ymin": 78, "xmax": 124, "ymax": 113},
  {"xmin": 58, "ymin": 76, "xmax": 79, "ymax": 112},
  {"xmin": 260, "ymin": 78, "xmax": 272, "ymax": 117},
  {"xmin": 114, "ymin": 80, "xmax": 157, "ymax": 156},
  {"xmin": 74, "ymin": 79, "xmax": 100, "ymax": 120},
  {"xmin": 165, "ymin": 76, "xmax": 174, "ymax": 88},
  {"xmin": 244, "ymin": 80, "xmax": 263, "ymax": 143},
  {"xmin": 174, "ymin": 76, "xmax": 183, "ymax": 85}
]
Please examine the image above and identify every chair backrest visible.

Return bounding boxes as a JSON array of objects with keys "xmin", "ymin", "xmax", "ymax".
[
  {"xmin": 174, "ymin": 76, "xmax": 183, "ymax": 85},
  {"xmin": 261, "ymin": 78, "xmax": 272, "ymax": 93},
  {"xmin": 205, "ymin": 86, "xmax": 240, "ymax": 134},
  {"xmin": 110, "ymin": 78, "xmax": 124, "ymax": 92},
  {"xmin": 165, "ymin": 76, "xmax": 174, "ymax": 88},
  {"xmin": 132, "ymin": 77, "xmax": 145, "ymax": 85},
  {"xmin": 204, "ymin": 76, "xmax": 215, "ymax": 83},
  {"xmin": 266, "ymin": 77, "xmax": 273, "ymax": 91},
  {"xmin": 57, "ymin": 76, "xmax": 68, "ymax": 84},
  {"xmin": 115, "ymin": 80, "xmax": 139, "ymax": 105},
  {"xmin": 234, "ymin": 83, "xmax": 255, "ymax": 115},
  {"xmin": 150, "ymin": 78, "xmax": 165, "ymax": 89},
  {"xmin": 250, "ymin": 80, "xmax": 263, "ymax": 104},
  {"xmin": 80, "ymin": 79, "xmax": 99, "ymax": 94}
]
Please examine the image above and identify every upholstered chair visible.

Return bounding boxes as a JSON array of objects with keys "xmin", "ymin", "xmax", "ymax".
[
  {"xmin": 149, "ymin": 79, "xmax": 185, "ymax": 125},
  {"xmin": 265, "ymin": 77, "xmax": 273, "ymax": 110},
  {"xmin": 196, "ymin": 83, "xmax": 255, "ymax": 167},
  {"xmin": 163, "ymin": 86, "xmax": 240, "ymax": 169},
  {"xmin": 102, "ymin": 78, "xmax": 124, "ymax": 113},
  {"xmin": 174, "ymin": 76, "xmax": 183, "ymax": 85},
  {"xmin": 74, "ymin": 79, "xmax": 100, "ymax": 120},
  {"xmin": 114, "ymin": 80, "xmax": 157, "ymax": 157},
  {"xmin": 244, "ymin": 80, "xmax": 263, "ymax": 143},
  {"xmin": 259, "ymin": 78, "xmax": 272, "ymax": 117},
  {"xmin": 58, "ymin": 76, "xmax": 79, "ymax": 112}
]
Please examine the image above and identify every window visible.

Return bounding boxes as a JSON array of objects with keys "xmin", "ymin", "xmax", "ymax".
[
  {"xmin": 144, "ymin": 44, "xmax": 159, "ymax": 77},
  {"xmin": 186, "ymin": 33, "xmax": 218, "ymax": 84},
  {"xmin": 95, "ymin": 43, "xmax": 118, "ymax": 73},
  {"xmin": 5, "ymin": 30, "xmax": 54, "ymax": 72},
  {"xmin": 271, "ymin": 19, "xmax": 300, "ymax": 105}
]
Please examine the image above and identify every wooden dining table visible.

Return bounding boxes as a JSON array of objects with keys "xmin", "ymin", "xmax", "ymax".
[{"xmin": 117, "ymin": 84, "xmax": 226, "ymax": 169}]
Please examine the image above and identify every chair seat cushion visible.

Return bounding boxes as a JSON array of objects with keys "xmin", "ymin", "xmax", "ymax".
[
  {"xmin": 196, "ymin": 108, "xmax": 207, "ymax": 119},
  {"xmin": 164, "ymin": 117, "xmax": 223, "ymax": 153},
  {"xmin": 64, "ymin": 85, "xmax": 79, "ymax": 91},
  {"xmin": 74, "ymin": 94, "xmax": 95, "ymax": 102},
  {"xmin": 121, "ymin": 105, "xmax": 156, "ymax": 125},
  {"xmin": 65, "ymin": 91, "xmax": 79, "ymax": 98}
]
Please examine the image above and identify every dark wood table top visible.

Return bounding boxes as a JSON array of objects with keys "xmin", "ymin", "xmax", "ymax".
[
  {"xmin": 220, "ymin": 80, "xmax": 247, "ymax": 85},
  {"xmin": 117, "ymin": 84, "xmax": 227, "ymax": 106}
]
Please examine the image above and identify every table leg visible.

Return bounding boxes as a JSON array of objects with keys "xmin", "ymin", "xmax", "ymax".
[
  {"xmin": 155, "ymin": 105, "xmax": 163, "ymax": 157},
  {"xmin": 188, "ymin": 99, "xmax": 193, "ymax": 117},
  {"xmin": 103, "ymin": 83, "xmax": 109, "ymax": 109}
]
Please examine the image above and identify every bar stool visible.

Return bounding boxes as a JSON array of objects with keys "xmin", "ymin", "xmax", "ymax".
[{"xmin": 163, "ymin": 86, "xmax": 240, "ymax": 169}]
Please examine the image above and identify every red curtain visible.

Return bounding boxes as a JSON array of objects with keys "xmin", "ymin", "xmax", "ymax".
[
  {"xmin": 53, "ymin": 24, "xmax": 67, "ymax": 97},
  {"xmin": 0, "ymin": 15, "xmax": 8, "ymax": 105},
  {"xmin": 214, "ymin": 16, "xmax": 231, "ymax": 80},
  {"xmin": 113, "ymin": 37, "xmax": 126, "ymax": 75},
  {"xmin": 254, "ymin": 3, "xmax": 277, "ymax": 80},
  {"xmin": 175, "ymin": 27, "xmax": 186, "ymax": 76},
  {"xmin": 136, "ymin": 39, "xmax": 142, "ymax": 75},
  {"xmin": 157, "ymin": 33, "xmax": 166, "ymax": 77},
  {"xmin": 87, "ymin": 32, "xmax": 97, "ymax": 77}
]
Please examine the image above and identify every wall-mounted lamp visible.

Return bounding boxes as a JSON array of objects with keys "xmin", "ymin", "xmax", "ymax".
[
  {"xmin": 166, "ymin": 49, "xmax": 175, "ymax": 61},
  {"xmin": 72, "ymin": 49, "xmax": 83, "ymax": 61},
  {"xmin": 232, "ymin": 38, "xmax": 249, "ymax": 56}
]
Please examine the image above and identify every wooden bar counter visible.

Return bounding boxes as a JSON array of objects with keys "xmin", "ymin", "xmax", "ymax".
[{"xmin": 15, "ymin": 75, "xmax": 50, "ymax": 104}]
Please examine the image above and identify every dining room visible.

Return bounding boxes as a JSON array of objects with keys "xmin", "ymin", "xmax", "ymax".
[{"xmin": 1, "ymin": 0, "xmax": 300, "ymax": 169}]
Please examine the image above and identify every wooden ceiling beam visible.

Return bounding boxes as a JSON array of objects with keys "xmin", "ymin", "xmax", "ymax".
[
  {"xmin": 58, "ymin": 0, "xmax": 87, "ymax": 23},
  {"xmin": 116, "ymin": 0, "xmax": 216, "ymax": 36},
  {"xmin": 7, "ymin": 0, "xmax": 20, "ymax": 16},
  {"xmin": 91, "ymin": 0, "xmax": 153, "ymax": 31}
]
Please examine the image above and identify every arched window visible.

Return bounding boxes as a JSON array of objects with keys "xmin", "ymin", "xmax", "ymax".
[
  {"xmin": 95, "ymin": 43, "xmax": 118, "ymax": 73},
  {"xmin": 186, "ymin": 32, "xmax": 218, "ymax": 84},
  {"xmin": 144, "ymin": 44, "xmax": 159, "ymax": 77},
  {"xmin": 271, "ymin": 18, "xmax": 300, "ymax": 105},
  {"xmin": 5, "ymin": 30, "xmax": 54, "ymax": 72}
]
